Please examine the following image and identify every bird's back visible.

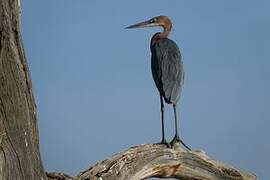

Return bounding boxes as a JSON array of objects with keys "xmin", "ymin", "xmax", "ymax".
[{"xmin": 151, "ymin": 38, "xmax": 184, "ymax": 104}]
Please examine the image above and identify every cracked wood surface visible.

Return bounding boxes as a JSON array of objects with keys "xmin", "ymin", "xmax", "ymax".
[
  {"xmin": 0, "ymin": 0, "xmax": 47, "ymax": 179},
  {"xmin": 76, "ymin": 144, "xmax": 256, "ymax": 180}
]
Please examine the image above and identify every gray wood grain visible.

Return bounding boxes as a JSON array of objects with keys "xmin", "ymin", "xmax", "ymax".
[
  {"xmin": 77, "ymin": 144, "xmax": 256, "ymax": 180},
  {"xmin": 0, "ymin": 0, "xmax": 47, "ymax": 179}
]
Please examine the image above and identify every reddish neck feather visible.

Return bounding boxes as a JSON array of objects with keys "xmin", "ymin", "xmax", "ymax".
[{"xmin": 151, "ymin": 23, "xmax": 172, "ymax": 46}]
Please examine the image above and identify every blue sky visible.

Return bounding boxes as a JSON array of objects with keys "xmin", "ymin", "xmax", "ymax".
[{"xmin": 22, "ymin": 0, "xmax": 269, "ymax": 179}]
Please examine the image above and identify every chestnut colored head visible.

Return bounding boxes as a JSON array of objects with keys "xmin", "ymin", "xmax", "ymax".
[{"xmin": 126, "ymin": 16, "xmax": 173, "ymax": 38}]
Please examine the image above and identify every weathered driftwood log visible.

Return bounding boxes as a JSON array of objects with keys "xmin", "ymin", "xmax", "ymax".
[{"xmin": 76, "ymin": 144, "xmax": 256, "ymax": 180}]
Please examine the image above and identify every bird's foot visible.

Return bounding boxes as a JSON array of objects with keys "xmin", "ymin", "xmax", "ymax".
[
  {"xmin": 155, "ymin": 139, "xmax": 170, "ymax": 148},
  {"xmin": 170, "ymin": 135, "xmax": 191, "ymax": 151}
]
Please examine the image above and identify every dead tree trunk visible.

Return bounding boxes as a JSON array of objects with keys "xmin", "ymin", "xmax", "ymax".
[
  {"xmin": 0, "ymin": 1, "xmax": 257, "ymax": 180},
  {"xmin": 0, "ymin": 0, "xmax": 47, "ymax": 179}
]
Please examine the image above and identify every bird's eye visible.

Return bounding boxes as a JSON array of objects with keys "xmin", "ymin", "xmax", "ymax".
[{"xmin": 151, "ymin": 18, "xmax": 157, "ymax": 23}]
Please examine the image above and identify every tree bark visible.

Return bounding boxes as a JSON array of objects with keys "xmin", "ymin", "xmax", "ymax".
[
  {"xmin": 0, "ymin": 1, "xmax": 257, "ymax": 180},
  {"xmin": 0, "ymin": 0, "xmax": 47, "ymax": 179}
]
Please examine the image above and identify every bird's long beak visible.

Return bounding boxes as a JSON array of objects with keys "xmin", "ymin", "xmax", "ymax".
[{"xmin": 126, "ymin": 19, "xmax": 158, "ymax": 29}]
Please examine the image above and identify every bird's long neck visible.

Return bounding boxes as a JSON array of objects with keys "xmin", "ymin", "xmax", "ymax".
[{"xmin": 151, "ymin": 25, "xmax": 172, "ymax": 47}]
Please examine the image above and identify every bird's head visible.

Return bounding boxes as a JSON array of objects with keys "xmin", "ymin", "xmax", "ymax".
[{"xmin": 126, "ymin": 16, "xmax": 172, "ymax": 31}]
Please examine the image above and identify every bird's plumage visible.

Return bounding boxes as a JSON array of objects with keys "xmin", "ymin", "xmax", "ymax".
[
  {"xmin": 126, "ymin": 15, "xmax": 191, "ymax": 149},
  {"xmin": 151, "ymin": 38, "xmax": 184, "ymax": 104}
]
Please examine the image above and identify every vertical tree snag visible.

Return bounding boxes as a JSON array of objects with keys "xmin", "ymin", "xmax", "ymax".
[{"xmin": 0, "ymin": 0, "xmax": 47, "ymax": 179}]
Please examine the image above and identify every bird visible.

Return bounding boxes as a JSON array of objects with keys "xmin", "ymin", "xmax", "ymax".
[{"xmin": 126, "ymin": 16, "xmax": 190, "ymax": 150}]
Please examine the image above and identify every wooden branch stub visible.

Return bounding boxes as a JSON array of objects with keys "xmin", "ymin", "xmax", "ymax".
[
  {"xmin": 77, "ymin": 144, "xmax": 256, "ymax": 180},
  {"xmin": 47, "ymin": 172, "xmax": 74, "ymax": 180}
]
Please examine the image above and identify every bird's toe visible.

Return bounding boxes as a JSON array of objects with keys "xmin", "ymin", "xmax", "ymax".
[
  {"xmin": 170, "ymin": 135, "xmax": 191, "ymax": 151},
  {"xmin": 155, "ymin": 139, "xmax": 171, "ymax": 148}
]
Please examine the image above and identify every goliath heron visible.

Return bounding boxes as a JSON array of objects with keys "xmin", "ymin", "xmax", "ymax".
[{"xmin": 126, "ymin": 16, "xmax": 190, "ymax": 150}]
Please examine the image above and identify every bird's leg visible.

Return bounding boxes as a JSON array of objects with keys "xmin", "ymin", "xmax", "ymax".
[
  {"xmin": 160, "ymin": 95, "xmax": 166, "ymax": 143},
  {"xmin": 170, "ymin": 104, "xmax": 191, "ymax": 150},
  {"xmin": 156, "ymin": 95, "xmax": 169, "ymax": 147}
]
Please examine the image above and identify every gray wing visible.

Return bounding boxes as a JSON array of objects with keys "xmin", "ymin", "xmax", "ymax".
[{"xmin": 151, "ymin": 38, "xmax": 184, "ymax": 104}]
